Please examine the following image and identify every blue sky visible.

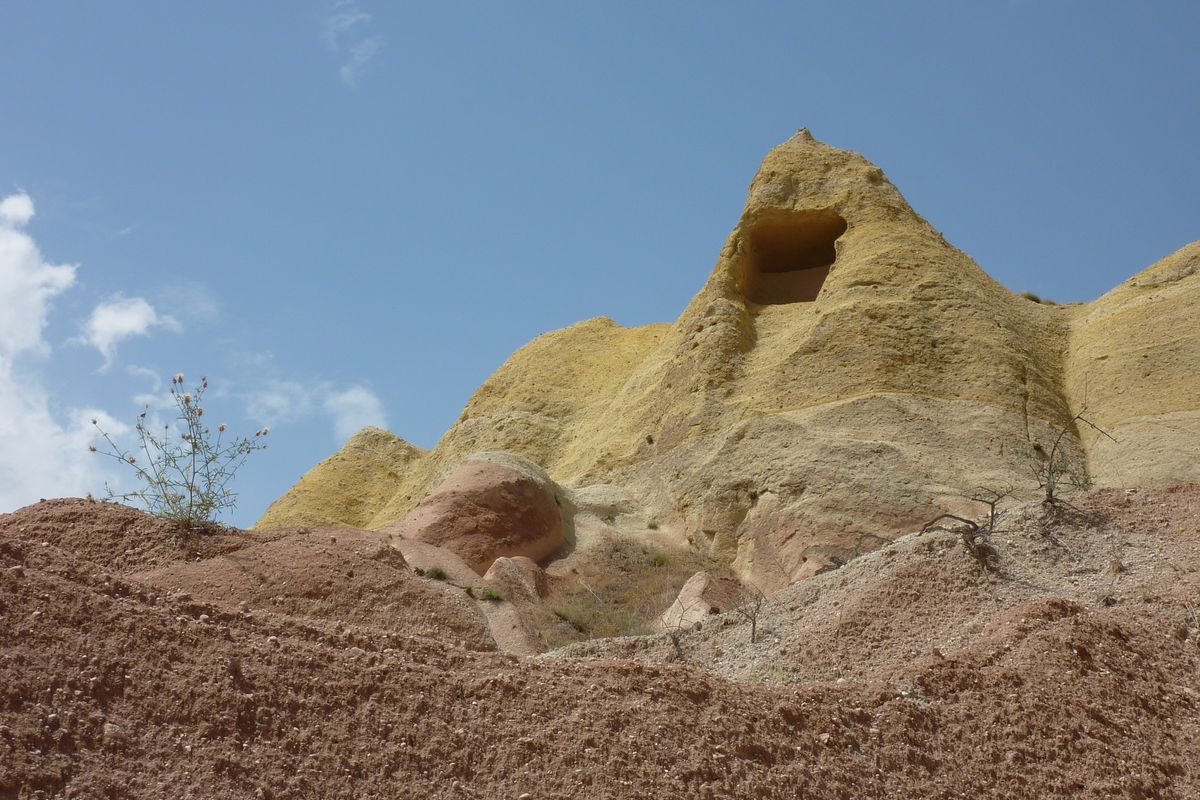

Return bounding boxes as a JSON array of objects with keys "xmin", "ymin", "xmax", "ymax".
[{"xmin": 1, "ymin": 1, "xmax": 1197, "ymax": 525}]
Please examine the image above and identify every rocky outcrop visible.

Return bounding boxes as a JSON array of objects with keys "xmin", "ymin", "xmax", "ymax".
[
  {"xmin": 380, "ymin": 454, "xmax": 568, "ymax": 576},
  {"xmin": 256, "ymin": 427, "xmax": 424, "ymax": 530},
  {"xmin": 484, "ymin": 556, "xmax": 550, "ymax": 602},
  {"xmin": 259, "ymin": 131, "xmax": 1200, "ymax": 590},
  {"xmin": 657, "ymin": 571, "xmax": 745, "ymax": 632}
]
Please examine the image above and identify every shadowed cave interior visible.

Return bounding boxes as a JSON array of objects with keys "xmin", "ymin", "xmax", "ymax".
[{"xmin": 741, "ymin": 210, "xmax": 848, "ymax": 304}]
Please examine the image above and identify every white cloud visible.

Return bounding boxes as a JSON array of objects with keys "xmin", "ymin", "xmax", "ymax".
[
  {"xmin": 243, "ymin": 378, "xmax": 387, "ymax": 442},
  {"xmin": 0, "ymin": 367, "xmax": 122, "ymax": 510},
  {"xmin": 322, "ymin": 1, "xmax": 383, "ymax": 88},
  {"xmin": 0, "ymin": 192, "xmax": 114, "ymax": 511},
  {"xmin": 323, "ymin": 384, "xmax": 387, "ymax": 439},
  {"xmin": 77, "ymin": 294, "xmax": 180, "ymax": 369},
  {"xmin": 0, "ymin": 192, "xmax": 78, "ymax": 358},
  {"xmin": 0, "ymin": 193, "xmax": 35, "ymax": 226}
]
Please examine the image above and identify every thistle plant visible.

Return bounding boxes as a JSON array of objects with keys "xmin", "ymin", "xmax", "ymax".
[{"xmin": 89, "ymin": 372, "xmax": 268, "ymax": 528}]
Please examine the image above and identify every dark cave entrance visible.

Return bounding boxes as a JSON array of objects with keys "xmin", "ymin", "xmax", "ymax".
[{"xmin": 740, "ymin": 210, "xmax": 847, "ymax": 305}]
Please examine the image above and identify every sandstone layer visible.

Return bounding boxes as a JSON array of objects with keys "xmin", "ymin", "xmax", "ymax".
[{"xmin": 258, "ymin": 131, "xmax": 1200, "ymax": 589}]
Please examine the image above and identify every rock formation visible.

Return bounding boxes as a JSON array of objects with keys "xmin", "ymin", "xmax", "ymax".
[
  {"xmin": 484, "ymin": 556, "xmax": 550, "ymax": 602},
  {"xmin": 258, "ymin": 426, "xmax": 425, "ymax": 529},
  {"xmin": 379, "ymin": 453, "xmax": 568, "ymax": 576},
  {"xmin": 258, "ymin": 130, "xmax": 1200, "ymax": 589},
  {"xmin": 657, "ymin": 571, "xmax": 744, "ymax": 632}
]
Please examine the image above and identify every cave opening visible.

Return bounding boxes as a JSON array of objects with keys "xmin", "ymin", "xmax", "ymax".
[{"xmin": 740, "ymin": 210, "xmax": 847, "ymax": 305}]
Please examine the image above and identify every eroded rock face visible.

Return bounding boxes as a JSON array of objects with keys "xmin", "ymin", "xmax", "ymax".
[
  {"xmin": 484, "ymin": 556, "xmax": 550, "ymax": 602},
  {"xmin": 657, "ymin": 571, "xmax": 745, "ymax": 632},
  {"xmin": 256, "ymin": 427, "xmax": 425, "ymax": 530},
  {"xmin": 380, "ymin": 455, "xmax": 566, "ymax": 576},
  {"xmin": 1065, "ymin": 241, "xmax": 1200, "ymax": 486},
  {"xmin": 259, "ymin": 130, "xmax": 1200, "ymax": 590}
]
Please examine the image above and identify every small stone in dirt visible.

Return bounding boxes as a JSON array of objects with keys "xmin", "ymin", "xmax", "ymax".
[{"xmin": 102, "ymin": 722, "xmax": 125, "ymax": 747}]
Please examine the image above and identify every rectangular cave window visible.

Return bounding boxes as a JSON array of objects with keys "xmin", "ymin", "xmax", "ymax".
[{"xmin": 740, "ymin": 210, "xmax": 847, "ymax": 305}]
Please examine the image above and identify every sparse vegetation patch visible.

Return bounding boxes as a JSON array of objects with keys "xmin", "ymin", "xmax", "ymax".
[{"xmin": 89, "ymin": 372, "xmax": 268, "ymax": 529}]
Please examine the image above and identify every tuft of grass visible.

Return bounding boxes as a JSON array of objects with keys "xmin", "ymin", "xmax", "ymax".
[
  {"xmin": 600, "ymin": 513, "xmax": 617, "ymax": 525},
  {"xmin": 647, "ymin": 519, "xmax": 660, "ymax": 530},
  {"xmin": 480, "ymin": 587, "xmax": 505, "ymax": 602},
  {"xmin": 1020, "ymin": 291, "xmax": 1057, "ymax": 305},
  {"xmin": 463, "ymin": 585, "xmax": 475, "ymax": 598},
  {"xmin": 426, "ymin": 566, "xmax": 448, "ymax": 581},
  {"xmin": 648, "ymin": 551, "xmax": 668, "ymax": 567},
  {"xmin": 553, "ymin": 606, "xmax": 589, "ymax": 633}
]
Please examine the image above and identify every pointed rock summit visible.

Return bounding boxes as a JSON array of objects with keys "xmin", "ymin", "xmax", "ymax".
[{"xmin": 258, "ymin": 133, "xmax": 1200, "ymax": 589}]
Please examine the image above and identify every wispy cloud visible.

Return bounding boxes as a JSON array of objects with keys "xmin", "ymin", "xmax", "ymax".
[
  {"xmin": 154, "ymin": 282, "xmax": 221, "ymax": 327},
  {"xmin": 323, "ymin": 384, "xmax": 387, "ymax": 439},
  {"xmin": 244, "ymin": 379, "xmax": 315, "ymax": 426},
  {"xmin": 322, "ymin": 0, "xmax": 371, "ymax": 47},
  {"xmin": 75, "ymin": 294, "xmax": 181, "ymax": 370},
  {"xmin": 322, "ymin": 1, "xmax": 383, "ymax": 88},
  {"xmin": 127, "ymin": 365, "xmax": 177, "ymax": 413},
  {"xmin": 340, "ymin": 36, "xmax": 384, "ymax": 88},
  {"xmin": 243, "ymin": 377, "xmax": 388, "ymax": 442}
]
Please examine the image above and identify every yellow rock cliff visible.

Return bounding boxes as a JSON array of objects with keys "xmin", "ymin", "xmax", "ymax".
[{"xmin": 258, "ymin": 131, "xmax": 1200, "ymax": 588}]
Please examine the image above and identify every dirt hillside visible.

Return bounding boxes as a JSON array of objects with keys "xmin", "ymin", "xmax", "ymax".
[{"xmin": 3, "ymin": 490, "xmax": 1198, "ymax": 798}]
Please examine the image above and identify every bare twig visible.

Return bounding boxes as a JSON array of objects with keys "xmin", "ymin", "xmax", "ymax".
[
  {"xmin": 964, "ymin": 485, "xmax": 1014, "ymax": 532},
  {"xmin": 1031, "ymin": 405, "xmax": 1115, "ymax": 504},
  {"xmin": 731, "ymin": 584, "xmax": 768, "ymax": 644}
]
